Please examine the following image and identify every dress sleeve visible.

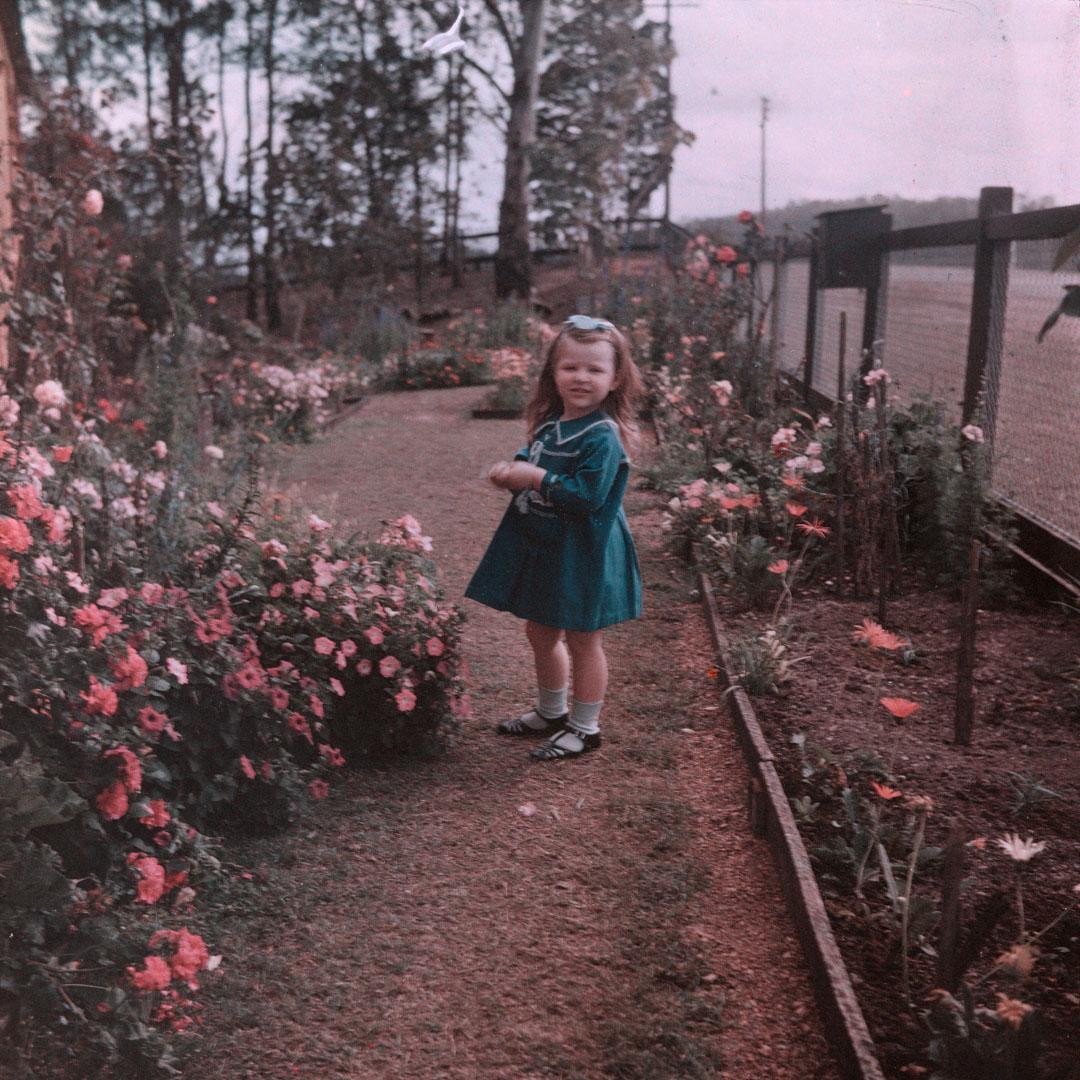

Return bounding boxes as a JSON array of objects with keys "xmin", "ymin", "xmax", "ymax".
[
  {"xmin": 539, "ymin": 431, "xmax": 624, "ymax": 515},
  {"xmin": 513, "ymin": 445, "xmax": 530, "ymax": 462}
]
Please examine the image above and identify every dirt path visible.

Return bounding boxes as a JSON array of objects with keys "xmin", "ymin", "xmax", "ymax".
[{"xmin": 182, "ymin": 386, "xmax": 840, "ymax": 1079}]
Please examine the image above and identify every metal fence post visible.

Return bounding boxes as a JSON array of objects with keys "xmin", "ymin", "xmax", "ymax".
[{"xmin": 962, "ymin": 186, "xmax": 1013, "ymax": 445}]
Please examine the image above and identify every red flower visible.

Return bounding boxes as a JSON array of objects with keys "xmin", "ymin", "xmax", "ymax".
[
  {"xmin": 0, "ymin": 553, "xmax": 19, "ymax": 589},
  {"xmin": 287, "ymin": 712, "xmax": 313, "ymax": 744},
  {"xmin": 52, "ymin": 445, "xmax": 74, "ymax": 462},
  {"xmin": 95, "ymin": 780, "xmax": 128, "ymax": 821},
  {"xmin": 738, "ymin": 209, "xmax": 754, "ymax": 223},
  {"xmin": 767, "ymin": 559, "xmax": 789, "ymax": 574},
  {"xmin": 309, "ymin": 779, "xmax": 329, "ymax": 800},
  {"xmin": 7, "ymin": 484, "xmax": 44, "ymax": 521},
  {"xmin": 81, "ymin": 677, "xmax": 119, "ymax": 717},
  {"xmin": 319, "ymin": 744, "xmax": 346, "ymax": 768},
  {"xmin": 129, "ymin": 955, "xmax": 172, "ymax": 992},
  {"xmin": 169, "ymin": 928, "xmax": 210, "ymax": 984},
  {"xmin": 0, "ymin": 516, "xmax": 32, "ymax": 553},
  {"xmin": 785, "ymin": 502, "xmax": 808, "ymax": 518},
  {"xmin": 96, "ymin": 397, "xmax": 121, "ymax": 423},
  {"xmin": 130, "ymin": 853, "xmax": 166, "ymax": 903},
  {"xmin": 714, "ymin": 245, "xmax": 738, "ymax": 264},
  {"xmin": 109, "ymin": 645, "xmax": 148, "ymax": 690},
  {"xmin": 139, "ymin": 799, "xmax": 170, "ymax": 829},
  {"xmin": 104, "ymin": 745, "xmax": 142, "ymax": 792},
  {"xmin": 138, "ymin": 706, "xmax": 168, "ymax": 735}
]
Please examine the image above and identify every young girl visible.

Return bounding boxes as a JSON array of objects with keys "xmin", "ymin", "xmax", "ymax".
[{"xmin": 464, "ymin": 314, "xmax": 645, "ymax": 762}]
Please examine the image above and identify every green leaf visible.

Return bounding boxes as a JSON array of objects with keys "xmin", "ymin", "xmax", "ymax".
[{"xmin": 0, "ymin": 763, "xmax": 87, "ymax": 837}]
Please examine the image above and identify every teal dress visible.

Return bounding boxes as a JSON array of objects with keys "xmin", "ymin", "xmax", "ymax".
[{"xmin": 465, "ymin": 409, "xmax": 643, "ymax": 631}]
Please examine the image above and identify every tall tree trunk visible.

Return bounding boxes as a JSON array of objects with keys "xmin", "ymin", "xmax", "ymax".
[
  {"xmin": 243, "ymin": 0, "xmax": 259, "ymax": 322},
  {"xmin": 262, "ymin": 0, "xmax": 282, "ymax": 332},
  {"xmin": 161, "ymin": 0, "xmax": 190, "ymax": 292},
  {"xmin": 494, "ymin": 0, "xmax": 547, "ymax": 300}
]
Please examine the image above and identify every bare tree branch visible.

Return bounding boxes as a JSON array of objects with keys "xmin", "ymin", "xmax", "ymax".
[
  {"xmin": 480, "ymin": 0, "xmax": 518, "ymax": 61},
  {"xmin": 458, "ymin": 52, "xmax": 511, "ymax": 107}
]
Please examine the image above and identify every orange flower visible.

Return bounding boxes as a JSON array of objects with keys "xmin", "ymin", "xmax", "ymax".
[
  {"xmin": 796, "ymin": 518, "xmax": 830, "ymax": 538},
  {"xmin": 706, "ymin": 667, "xmax": 719, "ymax": 679},
  {"xmin": 871, "ymin": 780, "xmax": 903, "ymax": 800},
  {"xmin": 880, "ymin": 697, "xmax": 920, "ymax": 720},
  {"xmin": 781, "ymin": 474, "xmax": 805, "ymax": 490},
  {"xmin": 767, "ymin": 559, "xmax": 789, "ymax": 574},
  {"xmin": 852, "ymin": 618, "xmax": 903, "ymax": 651},
  {"xmin": 968, "ymin": 836, "xmax": 988, "ymax": 850},
  {"xmin": 994, "ymin": 993, "xmax": 1033, "ymax": 1029},
  {"xmin": 785, "ymin": 501, "xmax": 808, "ymax": 517}
]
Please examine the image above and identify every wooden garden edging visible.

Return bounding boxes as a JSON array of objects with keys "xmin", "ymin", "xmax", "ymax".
[{"xmin": 690, "ymin": 550, "xmax": 886, "ymax": 1080}]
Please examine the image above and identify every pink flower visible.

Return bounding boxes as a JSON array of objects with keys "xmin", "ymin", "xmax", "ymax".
[
  {"xmin": 104, "ymin": 746, "xmax": 142, "ymax": 792},
  {"xmin": 767, "ymin": 559, "xmax": 789, "ymax": 574},
  {"xmin": 395, "ymin": 688, "xmax": 417, "ymax": 713},
  {"xmin": 81, "ymin": 677, "xmax": 119, "ymax": 717},
  {"xmin": 129, "ymin": 955, "xmax": 171, "ymax": 991},
  {"xmin": 166, "ymin": 658, "xmax": 188, "ymax": 684},
  {"xmin": 308, "ymin": 513, "xmax": 331, "ymax": 532},
  {"xmin": 140, "ymin": 582, "xmax": 165, "ymax": 604},
  {"xmin": 309, "ymin": 779, "xmax": 329, "ymax": 800},
  {"xmin": 356, "ymin": 658, "xmax": 373, "ymax": 676},
  {"xmin": 425, "ymin": 637, "xmax": 445, "ymax": 657},
  {"xmin": 82, "ymin": 188, "xmax": 104, "ymax": 215},
  {"xmin": 97, "ymin": 587, "xmax": 129, "ymax": 609},
  {"xmin": 314, "ymin": 636, "xmax": 335, "ymax": 656},
  {"xmin": 339, "ymin": 639, "xmax": 357, "ymax": 658},
  {"xmin": 329, "ymin": 677, "xmax": 345, "ymax": 697},
  {"xmin": 0, "ymin": 516, "xmax": 32, "ymax": 554},
  {"xmin": 270, "ymin": 686, "xmax": 290, "ymax": 710},
  {"xmin": 138, "ymin": 706, "xmax": 168, "ymax": 735},
  {"xmin": 109, "ymin": 646, "xmax": 148, "ymax": 690},
  {"xmin": 308, "ymin": 694, "xmax": 324, "ymax": 719},
  {"xmin": 364, "ymin": 626, "xmax": 384, "ymax": 645},
  {"xmin": 379, "ymin": 655, "xmax": 400, "ymax": 679},
  {"xmin": 139, "ymin": 799, "xmax": 170, "ymax": 828},
  {"xmin": 287, "ymin": 712, "xmax": 313, "ymax": 744},
  {"xmin": 95, "ymin": 780, "xmax": 128, "ymax": 821},
  {"xmin": 130, "ymin": 854, "xmax": 166, "ymax": 903},
  {"xmin": 320, "ymin": 744, "xmax": 346, "ymax": 767},
  {"xmin": 7, "ymin": 484, "xmax": 44, "ymax": 521},
  {"xmin": 168, "ymin": 928, "xmax": 210, "ymax": 985},
  {"xmin": 239, "ymin": 755, "xmax": 256, "ymax": 780}
]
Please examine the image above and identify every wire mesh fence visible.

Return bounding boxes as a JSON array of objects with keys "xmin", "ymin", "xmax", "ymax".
[
  {"xmin": 762, "ymin": 224, "xmax": 1080, "ymax": 553},
  {"xmin": 994, "ymin": 241, "xmax": 1080, "ymax": 545}
]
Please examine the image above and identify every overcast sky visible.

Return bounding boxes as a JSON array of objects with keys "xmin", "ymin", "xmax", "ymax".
[{"xmin": 664, "ymin": 0, "xmax": 1080, "ymax": 222}]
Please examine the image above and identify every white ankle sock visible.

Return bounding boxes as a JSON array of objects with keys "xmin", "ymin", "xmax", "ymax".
[
  {"xmin": 568, "ymin": 698, "xmax": 602, "ymax": 735},
  {"xmin": 536, "ymin": 684, "xmax": 569, "ymax": 720}
]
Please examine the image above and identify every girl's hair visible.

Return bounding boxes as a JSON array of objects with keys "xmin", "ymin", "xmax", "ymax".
[{"xmin": 524, "ymin": 323, "xmax": 645, "ymax": 459}]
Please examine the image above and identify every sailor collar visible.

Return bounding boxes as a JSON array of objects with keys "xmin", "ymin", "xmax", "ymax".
[{"xmin": 545, "ymin": 410, "xmax": 615, "ymax": 447}]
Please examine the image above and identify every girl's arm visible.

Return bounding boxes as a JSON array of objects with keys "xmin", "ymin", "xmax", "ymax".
[{"xmin": 540, "ymin": 435, "xmax": 624, "ymax": 515}]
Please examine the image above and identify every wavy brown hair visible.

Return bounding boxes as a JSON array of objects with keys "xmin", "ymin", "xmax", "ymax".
[{"xmin": 524, "ymin": 323, "xmax": 645, "ymax": 460}]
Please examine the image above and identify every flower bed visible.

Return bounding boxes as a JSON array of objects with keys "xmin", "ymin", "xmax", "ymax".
[{"xmin": 629, "ymin": 225, "xmax": 1080, "ymax": 1078}]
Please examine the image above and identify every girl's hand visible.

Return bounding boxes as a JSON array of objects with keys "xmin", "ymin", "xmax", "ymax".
[
  {"xmin": 487, "ymin": 460, "xmax": 513, "ymax": 488},
  {"xmin": 488, "ymin": 461, "xmax": 542, "ymax": 491}
]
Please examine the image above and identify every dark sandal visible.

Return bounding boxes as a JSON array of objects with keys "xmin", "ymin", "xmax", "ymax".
[
  {"xmin": 496, "ymin": 710, "xmax": 568, "ymax": 737},
  {"xmin": 529, "ymin": 727, "xmax": 601, "ymax": 761}
]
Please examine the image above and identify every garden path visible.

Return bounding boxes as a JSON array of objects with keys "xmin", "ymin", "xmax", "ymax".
[{"xmin": 181, "ymin": 385, "xmax": 840, "ymax": 1080}]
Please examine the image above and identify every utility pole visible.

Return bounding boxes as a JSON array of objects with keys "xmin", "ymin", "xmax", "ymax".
[
  {"xmin": 760, "ymin": 95, "xmax": 769, "ymax": 230},
  {"xmin": 663, "ymin": 0, "xmax": 672, "ymax": 223}
]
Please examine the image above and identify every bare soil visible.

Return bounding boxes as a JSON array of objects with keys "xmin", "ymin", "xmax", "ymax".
[
  {"xmin": 711, "ymin": 576, "xmax": 1080, "ymax": 1078},
  {"xmin": 176, "ymin": 384, "xmax": 842, "ymax": 1079}
]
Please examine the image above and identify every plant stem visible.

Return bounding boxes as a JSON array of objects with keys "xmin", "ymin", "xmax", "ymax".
[{"xmin": 901, "ymin": 807, "xmax": 928, "ymax": 1006}]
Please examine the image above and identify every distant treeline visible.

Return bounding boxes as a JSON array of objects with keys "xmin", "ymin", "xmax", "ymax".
[{"xmin": 682, "ymin": 195, "xmax": 1062, "ymax": 270}]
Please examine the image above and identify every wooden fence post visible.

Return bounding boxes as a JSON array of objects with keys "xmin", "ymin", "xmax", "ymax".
[
  {"xmin": 802, "ymin": 234, "xmax": 820, "ymax": 401},
  {"xmin": 858, "ymin": 225, "xmax": 891, "ymax": 381},
  {"xmin": 962, "ymin": 186, "xmax": 1013, "ymax": 447}
]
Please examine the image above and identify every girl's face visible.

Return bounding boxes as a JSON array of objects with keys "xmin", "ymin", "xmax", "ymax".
[{"xmin": 552, "ymin": 337, "xmax": 617, "ymax": 420}]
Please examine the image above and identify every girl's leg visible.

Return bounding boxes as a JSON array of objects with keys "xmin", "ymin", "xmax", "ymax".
[
  {"xmin": 494, "ymin": 621, "xmax": 570, "ymax": 735},
  {"xmin": 529, "ymin": 629, "xmax": 607, "ymax": 759},
  {"xmin": 525, "ymin": 620, "xmax": 570, "ymax": 691},
  {"xmin": 563, "ymin": 628, "xmax": 607, "ymax": 704}
]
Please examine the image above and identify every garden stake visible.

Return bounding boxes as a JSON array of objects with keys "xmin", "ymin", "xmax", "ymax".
[
  {"xmin": 873, "ymin": 382, "xmax": 899, "ymax": 624},
  {"xmin": 936, "ymin": 824, "xmax": 968, "ymax": 992},
  {"xmin": 835, "ymin": 311, "xmax": 848, "ymax": 594},
  {"xmin": 955, "ymin": 538, "xmax": 980, "ymax": 746}
]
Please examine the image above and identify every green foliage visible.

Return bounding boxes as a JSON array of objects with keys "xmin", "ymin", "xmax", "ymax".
[
  {"xmin": 1006, "ymin": 772, "xmax": 1062, "ymax": 819},
  {"xmin": 729, "ymin": 627, "xmax": 802, "ymax": 696},
  {"xmin": 381, "ymin": 348, "xmax": 492, "ymax": 391}
]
